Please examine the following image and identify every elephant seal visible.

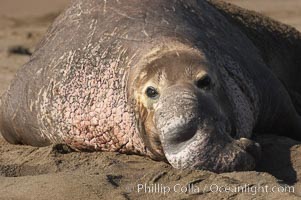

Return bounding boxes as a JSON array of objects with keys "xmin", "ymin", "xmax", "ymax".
[{"xmin": 1, "ymin": 0, "xmax": 301, "ymax": 173}]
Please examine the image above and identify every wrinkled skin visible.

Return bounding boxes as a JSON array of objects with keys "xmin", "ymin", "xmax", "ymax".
[{"xmin": 1, "ymin": 0, "xmax": 301, "ymax": 173}]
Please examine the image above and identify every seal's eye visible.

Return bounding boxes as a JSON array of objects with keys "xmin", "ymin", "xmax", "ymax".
[
  {"xmin": 196, "ymin": 75, "xmax": 212, "ymax": 89},
  {"xmin": 145, "ymin": 86, "xmax": 159, "ymax": 99}
]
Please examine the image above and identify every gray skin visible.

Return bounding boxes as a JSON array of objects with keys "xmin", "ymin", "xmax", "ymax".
[{"xmin": 1, "ymin": 0, "xmax": 301, "ymax": 173}]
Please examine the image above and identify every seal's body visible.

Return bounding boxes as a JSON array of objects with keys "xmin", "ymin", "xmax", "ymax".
[{"xmin": 1, "ymin": 0, "xmax": 301, "ymax": 172}]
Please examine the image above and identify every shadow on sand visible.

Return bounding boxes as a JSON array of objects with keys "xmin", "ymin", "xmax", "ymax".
[{"xmin": 255, "ymin": 135, "xmax": 300, "ymax": 185}]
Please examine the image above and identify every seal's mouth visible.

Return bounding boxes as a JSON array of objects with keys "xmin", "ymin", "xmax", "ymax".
[
  {"xmin": 162, "ymin": 131, "xmax": 261, "ymax": 172},
  {"xmin": 153, "ymin": 84, "xmax": 261, "ymax": 173}
]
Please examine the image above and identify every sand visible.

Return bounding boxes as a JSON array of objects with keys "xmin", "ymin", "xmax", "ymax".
[{"xmin": 1, "ymin": 0, "xmax": 301, "ymax": 199}]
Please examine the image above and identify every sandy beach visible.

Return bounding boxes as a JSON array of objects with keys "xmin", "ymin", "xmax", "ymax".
[{"xmin": 1, "ymin": 1, "xmax": 301, "ymax": 199}]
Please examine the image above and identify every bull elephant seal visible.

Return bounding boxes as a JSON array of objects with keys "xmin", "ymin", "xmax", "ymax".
[{"xmin": 1, "ymin": 0, "xmax": 301, "ymax": 172}]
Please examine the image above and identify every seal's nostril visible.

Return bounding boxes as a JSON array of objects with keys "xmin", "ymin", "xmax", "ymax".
[{"xmin": 168, "ymin": 126, "xmax": 198, "ymax": 145}]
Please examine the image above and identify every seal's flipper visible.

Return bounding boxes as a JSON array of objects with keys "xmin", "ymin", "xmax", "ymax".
[{"xmin": 207, "ymin": 0, "xmax": 301, "ymax": 105}]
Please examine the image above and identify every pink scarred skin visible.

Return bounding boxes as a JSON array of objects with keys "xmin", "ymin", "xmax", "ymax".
[
  {"xmin": 0, "ymin": 0, "xmax": 158, "ymax": 157},
  {"xmin": 39, "ymin": 55, "xmax": 147, "ymax": 154}
]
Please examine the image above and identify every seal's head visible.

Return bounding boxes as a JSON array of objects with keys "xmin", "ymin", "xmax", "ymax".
[{"xmin": 130, "ymin": 43, "xmax": 261, "ymax": 172}]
